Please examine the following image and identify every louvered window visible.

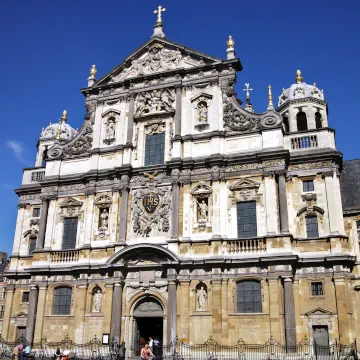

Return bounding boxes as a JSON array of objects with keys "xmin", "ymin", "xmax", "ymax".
[
  {"xmin": 237, "ymin": 201, "xmax": 257, "ymax": 238},
  {"xmin": 236, "ymin": 280, "xmax": 262, "ymax": 313},
  {"xmin": 144, "ymin": 133, "xmax": 165, "ymax": 166},
  {"xmin": 62, "ymin": 218, "xmax": 78, "ymax": 249}
]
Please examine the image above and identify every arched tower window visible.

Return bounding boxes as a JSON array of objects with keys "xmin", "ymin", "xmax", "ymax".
[
  {"xmin": 282, "ymin": 115, "xmax": 289, "ymax": 133},
  {"xmin": 297, "ymin": 111, "xmax": 308, "ymax": 131},
  {"xmin": 315, "ymin": 112, "xmax": 322, "ymax": 129}
]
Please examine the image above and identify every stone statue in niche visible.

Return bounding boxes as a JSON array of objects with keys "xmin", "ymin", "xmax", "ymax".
[
  {"xmin": 93, "ymin": 289, "xmax": 103, "ymax": 312},
  {"xmin": 197, "ymin": 199, "xmax": 208, "ymax": 220},
  {"xmin": 100, "ymin": 209, "xmax": 109, "ymax": 228},
  {"xmin": 197, "ymin": 286, "xmax": 207, "ymax": 311},
  {"xmin": 104, "ymin": 118, "xmax": 116, "ymax": 145},
  {"xmin": 198, "ymin": 102, "xmax": 208, "ymax": 123}
]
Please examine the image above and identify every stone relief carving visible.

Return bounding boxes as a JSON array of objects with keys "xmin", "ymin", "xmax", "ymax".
[
  {"xmin": 191, "ymin": 93, "xmax": 212, "ymax": 132},
  {"xmin": 125, "ymin": 282, "xmax": 168, "ymax": 304},
  {"xmin": 58, "ymin": 184, "xmax": 87, "ymax": 192},
  {"xmin": 197, "ymin": 285, "xmax": 208, "ymax": 311},
  {"xmin": 59, "ymin": 197, "xmax": 84, "ymax": 218},
  {"xmin": 103, "ymin": 117, "xmax": 117, "ymax": 145},
  {"xmin": 145, "ymin": 120, "xmax": 166, "ymax": 135},
  {"xmin": 191, "ymin": 182, "xmax": 212, "ymax": 231},
  {"xmin": 20, "ymin": 194, "xmax": 41, "ymax": 201},
  {"xmin": 131, "ymin": 74, "xmax": 182, "ymax": 89},
  {"xmin": 133, "ymin": 127, "xmax": 139, "ymax": 160},
  {"xmin": 135, "ymin": 88, "xmax": 175, "ymax": 117},
  {"xmin": 110, "ymin": 43, "xmax": 205, "ymax": 82},
  {"xmin": 225, "ymin": 163, "xmax": 261, "ymax": 172},
  {"xmin": 94, "ymin": 195, "xmax": 112, "ymax": 238},
  {"xmin": 131, "ymin": 183, "xmax": 171, "ymax": 238},
  {"xmin": 288, "ymin": 161, "xmax": 332, "ymax": 171},
  {"xmin": 127, "ymin": 253, "xmax": 161, "ymax": 265}
]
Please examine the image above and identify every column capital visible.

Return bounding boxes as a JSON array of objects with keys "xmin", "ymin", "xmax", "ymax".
[
  {"xmin": 322, "ymin": 171, "xmax": 334, "ymax": 179},
  {"xmin": 30, "ymin": 285, "xmax": 38, "ymax": 291},
  {"xmin": 283, "ymin": 277, "xmax": 293, "ymax": 283}
]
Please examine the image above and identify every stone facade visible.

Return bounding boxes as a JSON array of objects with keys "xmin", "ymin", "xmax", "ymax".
[
  {"xmin": 2, "ymin": 17, "xmax": 359, "ymax": 355},
  {"xmin": 0, "ymin": 253, "xmax": 9, "ymax": 335}
]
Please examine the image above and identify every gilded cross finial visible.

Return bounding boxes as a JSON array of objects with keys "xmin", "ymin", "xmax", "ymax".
[
  {"xmin": 154, "ymin": 5, "xmax": 166, "ymax": 25},
  {"xmin": 296, "ymin": 69, "xmax": 304, "ymax": 84},
  {"xmin": 227, "ymin": 35, "xmax": 235, "ymax": 49},
  {"xmin": 90, "ymin": 64, "xmax": 97, "ymax": 78},
  {"xmin": 268, "ymin": 85, "xmax": 273, "ymax": 106},
  {"xmin": 243, "ymin": 83, "xmax": 253, "ymax": 102}
]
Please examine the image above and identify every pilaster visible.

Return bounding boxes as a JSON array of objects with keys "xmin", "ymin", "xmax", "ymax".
[
  {"xmin": 167, "ymin": 275, "xmax": 177, "ymax": 342},
  {"xmin": 277, "ymin": 171, "xmax": 289, "ymax": 233},
  {"xmin": 74, "ymin": 284, "xmax": 88, "ymax": 343},
  {"xmin": 33, "ymin": 286, "xmax": 47, "ymax": 343},
  {"xmin": 211, "ymin": 279, "xmax": 222, "ymax": 340},
  {"xmin": 36, "ymin": 199, "xmax": 49, "ymax": 249},
  {"xmin": 268, "ymin": 278, "xmax": 283, "ymax": 343},
  {"xmin": 179, "ymin": 280, "xmax": 190, "ymax": 342},
  {"xmin": 334, "ymin": 277, "xmax": 351, "ymax": 343},
  {"xmin": 119, "ymin": 187, "xmax": 129, "ymax": 243},
  {"xmin": 264, "ymin": 173, "xmax": 279, "ymax": 234},
  {"xmin": 13, "ymin": 206, "xmax": 26, "ymax": 255},
  {"xmin": 25, "ymin": 286, "xmax": 39, "ymax": 344},
  {"xmin": 83, "ymin": 193, "xmax": 95, "ymax": 246},
  {"xmin": 1, "ymin": 288, "xmax": 15, "ymax": 341},
  {"xmin": 171, "ymin": 181, "xmax": 180, "ymax": 239},
  {"xmin": 110, "ymin": 282, "xmax": 123, "ymax": 343},
  {"xmin": 283, "ymin": 277, "xmax": 297, "ymax": 348}
]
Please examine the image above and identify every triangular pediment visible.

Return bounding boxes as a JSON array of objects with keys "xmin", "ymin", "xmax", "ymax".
[
  {"xmin": 229, "ymin": 178, "xmax": 260, "ymax": 191},
  {"xmin": 305, "ymin": 307, "xmax": 333, "ymax": 316},
  {"xmin": 96, "ymin": 37, "xmax": 222, "ymax": 86},
  {"xmin": 59, "ymin": 197, "xmax": 83, "ymax": 208}
]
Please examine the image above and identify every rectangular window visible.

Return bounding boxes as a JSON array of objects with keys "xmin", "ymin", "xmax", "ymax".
[
  {"xmin": 32, "ymin": 208, "xmax": 41, "ymax": 217},
  {"xmin": 306, "ymin": 215, "xmax": 319, "ymax": 238},
  {"xmin": 29, "ymin": 238, "xmax": 37, "ymax": 255},
  {"xmin": 303, "ymin": 180, "xmax": 314, "ymax": 192},
  {"xmin": 311, "ymin": 282, "xmax": 324, "ymax": 296},
  {"xmin": 237, "ymin": 201, "xmax": 257, "ymax": 238},
  {"xmin": 0, "ymin": 305, "xmax": 4, "ymax": 319},
  {"xmin": 1, "ymin": 288, "xmax": 6, "ymax": 300},
  {"xmin": 62, "ymin": 218, "xmax": 78, "ymax": 250},
  {"xmin": 144, "ymin": 133, "xmax": 165, "ymax": 166},
  {"xmin": 236, "ymin": 280, "xmax": 262, "ymax": 313},
  {"xmin": 356, "ymin": 220, "xmax": 360, "ymax": 241},
  {"xmin": 22, "ymin": 291, "xmax": 30, "ymax": 303},
  {"xmin": 53, "ymin": 287, "xmax": 72, "ymax": 315}
]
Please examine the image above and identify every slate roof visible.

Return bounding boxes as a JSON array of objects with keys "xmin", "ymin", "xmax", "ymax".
[{"xmin": 340, "ymin": 159, "xmax": 360, "ymax": 213}]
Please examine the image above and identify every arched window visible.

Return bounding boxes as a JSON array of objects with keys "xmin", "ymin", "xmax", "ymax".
[
  {"xmin": 236, "ymin": 280, "xmax": 262, "ymax": 313},
  {"xmin": 282, "ymin": 115, "xmax": 289, "ymax": 133},
  {"xmin": 315, "ymin": 112, "xmax": 322, "ymax": 129},
  {"xmin": 296, "ymin": 111, "xmax": 308, "ymax": 131},
  {"xmin": 53, "ymin": 287, "xmax": 72, "ymax": 315}
]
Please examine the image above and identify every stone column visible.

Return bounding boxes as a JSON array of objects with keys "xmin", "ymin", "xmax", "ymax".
[
  {"xmin": 126, "ymin": 94, "xmax": 135, "ymax": 145},
  {"xmin": 33, "ymin": 286, "xmax": 47, "ymax": 343},
  {"xmin": 167, "ymin": 280, "xmax": 177, "ymax": 343},
  {"xmin": 36, "ymin": 199, "xmax": 49, "ymax": 249},
  {"xmin": 110, "ymin": 282, "xmax": 123, "ymax": 343},
  {"xmin": 171, "ymin": 181, "xmax": 180, "ymax": 239},
  {"xmin": 175, "ymin": 86, "xmax": 182, "ymax": 137},
  {"xmin": 118, "ymin": 187, "xmax": 129, "ymax": 243},
  {"xmin": 25, "ymin": 286, "xmax": 39, "ymax": 344},
  {"xmin": 277, "ymin": 171, "xmax": 289, "ymax": 233},
  {"xmin": 283, "ymin": 278, "xmax": 297, "ymax": 348}
]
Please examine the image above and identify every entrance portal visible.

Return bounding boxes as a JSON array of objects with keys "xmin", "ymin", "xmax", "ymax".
[{"xmin": 133, "ymin": 297, "xmax": 164, "ymax": 356}]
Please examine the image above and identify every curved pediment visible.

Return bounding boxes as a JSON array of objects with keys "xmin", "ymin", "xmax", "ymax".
[{"xmin": 107, "ymin": 244, "xmax": 179, "ymax": 265}]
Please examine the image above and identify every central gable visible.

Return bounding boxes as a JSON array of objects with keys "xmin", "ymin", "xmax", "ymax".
[{"xmin": 96, "ymin": 37, "xmax": 222, "ymax": 86}]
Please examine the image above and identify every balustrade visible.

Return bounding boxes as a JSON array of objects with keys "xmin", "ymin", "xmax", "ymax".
[
  {"xmin": 291, "ymin": 135, "xmax": 318, "ymax": 150},
  {"xmin": 50, "ymin": 250, "xmax": 79, "ymax": 263},
  {"xmin": 226, "ymin": 238, "xmax": 266, "ymax": 254},
  {"xmin": 30, "ymin": 170, "xmax": 45, "ymax": 182}
]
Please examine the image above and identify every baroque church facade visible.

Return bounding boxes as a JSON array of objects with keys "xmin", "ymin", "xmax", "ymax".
[{"xmin": 3, "ymin": 8, "xmax": 360, "ymax": 355}]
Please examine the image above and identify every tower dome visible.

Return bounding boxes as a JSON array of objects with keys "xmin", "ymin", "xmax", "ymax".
[{"xmin": 278, "ymin": 70, "xmax": 324, "ymax": 107}]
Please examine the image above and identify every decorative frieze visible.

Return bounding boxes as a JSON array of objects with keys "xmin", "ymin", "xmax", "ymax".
[{"xmin": 288, "ymin": 161, "xmax": 332, "ymax": 171}]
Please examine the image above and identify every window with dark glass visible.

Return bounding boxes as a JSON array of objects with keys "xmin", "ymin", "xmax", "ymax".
[
  {"xmin": 29, "ymin": 238, "xmax": 37, "ymax": 255},
  {"xmin": 52, "ymin": 287, "xmax": 72, "ymax": 315},
  {"xmin": 311, "ymin": 282, "xmax": 324, "ymax": 296},
  {"xmin": 144, "ymin": 133, "xmax": 165, "ymax": 166},
  {"xmin": 237, "ymin": 201, "xmax": 257, "ymax": 238},
  {"xmin": 236, "ymin": 280, "xmax": 262, "ymax": 313},
  {"xmin": 0, "ymin": 305, "xmax": 4, "ymax": 319},
  {"xmin": 32, "ymin": 208, "xmax": 40, "ymax": 217},
  {"xmin": 356, "ymin": 220, "xmax": 360, "ymax": 241},
  {"xmin": 62, "ymin": 218, "xmax": 78, "ymax": 249},
  {"xmin": 296, "ymin": 111, "xmax": 308, "ymax": 131},
  {"xmin": 315, "ymin": 112, "xmax": 322, "ymax": 129},
  {"xmin": 303, "ymin": 180, "xmax": 314, "ymax": 192},
  {"xmin": 306, "ymin": 215, "xmax": 319, "ymax": 238},
  {"xmin": 1, "ymin": 288, "xmax": 6, "ymax": 301},
  {"xmin": 22, "ymin": 291, "xmax": 30, "ymax": 303}
]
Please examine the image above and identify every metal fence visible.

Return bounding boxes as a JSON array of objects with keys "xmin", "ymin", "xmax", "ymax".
[
  {"xmin": 159, "ymin": 337, "xmax": 358, "ymax": 360},
  {"xmin": 0, "ymin": 335, "xmax": 125, "ymax": 360}
]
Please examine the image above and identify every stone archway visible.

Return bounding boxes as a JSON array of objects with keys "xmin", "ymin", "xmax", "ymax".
[{"xmin": 128, "ymin": 296, "xmax": 165, "ymax": 357}]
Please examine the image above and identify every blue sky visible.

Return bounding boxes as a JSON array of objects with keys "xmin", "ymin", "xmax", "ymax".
[{"xmin": 0, "ymin": 0, "xmax": 359, "ymax": 255}]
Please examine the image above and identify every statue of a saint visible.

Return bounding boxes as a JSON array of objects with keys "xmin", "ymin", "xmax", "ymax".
[
  {"xmin": 198, "ymin": 103, "xmax": 208, "ymax": 123},
  {"xmin": 105, "ymin": 120, "xmax": 116, "ymax": 140},
  {"xmin": 197, "ymin": 286, "xmax": 207, "ymax": 311},
  {"xmin": 100, "ymin": 209, "xmax": 109, "ymax": 228},
  {"xmin": 197, "ymin": 200, "xmax": 208, "ymax": 220},
  {"xmin": 93, "ymin": 289, "xmax": 102, "ymax": 312}
]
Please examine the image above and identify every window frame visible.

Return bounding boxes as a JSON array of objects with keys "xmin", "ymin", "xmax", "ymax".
[
  {"xmin": 309, "ymin": 280, "xmax": 325, "ymax": 299},
  {"xmin": 21, "ymin": 291, "xmax": 30, "ymax": 303},
  {"xmin": 1, "ymin": 287, "xmax": 6, "ymax": 300},
  {"xmin": 62, "ymin": 217, "xmax": 79, "ymax": 250},
  {"xmin": 32, "ymin": 207, "xmax": 41, "ymax": 218},
  {"xmin": 356, "ymin": 220, "xmax": 360, "ymax": 241},
  {"xmin": 144, "ymin": 132, "xmax": 165, "ymax": 166},
  {"xmin": 236, "ymin": 279, "xmax": 262, "ymax": 314},
  {"xmin": 52, "ymin": 286, "xmax": 72, "ymax": 316},
  {"xmin": 29, "ymin": 238, "xmax": 37, "ymax": 255},
  {"xmin": 306, "ymin": 215, "xmax": 319, "ymax": 238},
  {"xmin": 236, "ymin": 201, "xmax": 257, "ymax": 239},
  {"xmin": 0, "ymin": 305, "xmax": 5, "ymax": 319},
  {"xmin": 302, "ymin": 179, "xmax": 315, "ymax": 193}
]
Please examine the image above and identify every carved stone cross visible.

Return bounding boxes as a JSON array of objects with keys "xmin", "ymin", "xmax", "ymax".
[{"xmin": 154, "ymin": 5, "xmax": 166, "ymax": 25}]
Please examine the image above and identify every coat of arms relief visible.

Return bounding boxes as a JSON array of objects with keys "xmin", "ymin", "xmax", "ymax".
[{"xmin": 131, "ymin": 179, "xmax": 171, "ymax": 238}]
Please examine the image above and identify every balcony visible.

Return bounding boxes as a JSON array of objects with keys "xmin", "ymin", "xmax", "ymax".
[
  {"xmin": 22, "ymin": 168, "xmax": 45, "ymax": 185},
  {"xmin": 284, "ymin": 128, "xmax": 335, "ymax": 152},
  {"xmin": 225, "ymin": 238, "xmax": 267, "ymax": 255},
  {"xmin": 50, "ymin": 250, "xmax": 80, "ymax": 263}
]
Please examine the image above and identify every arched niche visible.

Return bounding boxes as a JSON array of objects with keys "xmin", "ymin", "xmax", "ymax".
[{"xmin": 133, "ymin": 297, "xmax": 164, "ymax": 318}]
